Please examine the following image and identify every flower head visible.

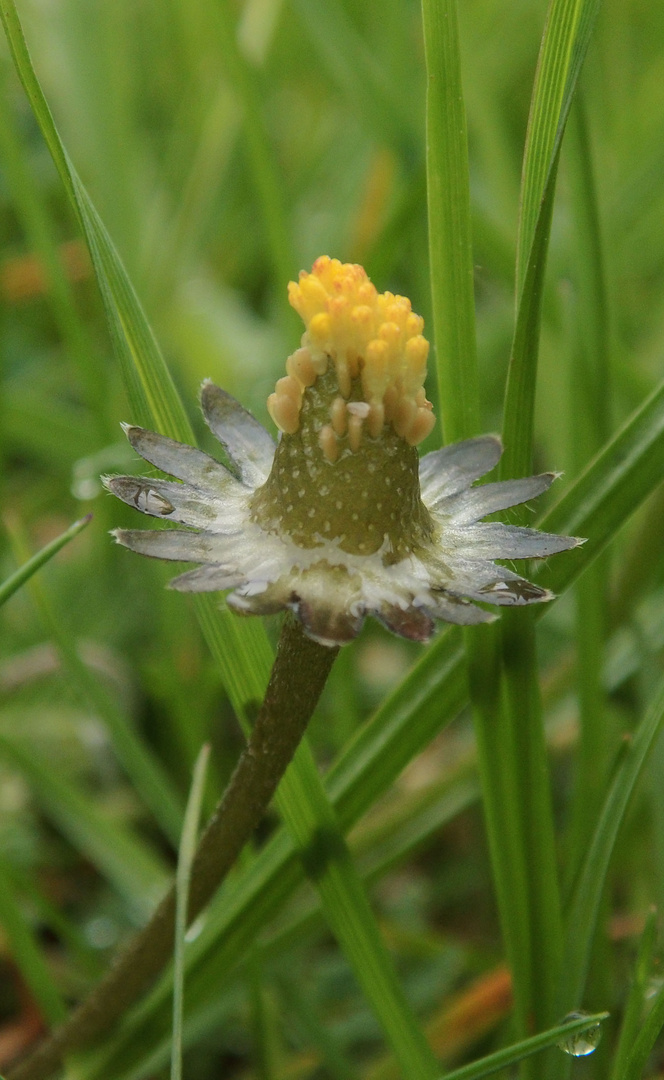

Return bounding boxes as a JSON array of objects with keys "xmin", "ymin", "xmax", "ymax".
[{"xmin": 106, "ymin": 257, "xmax": 580, "ymax": 646}]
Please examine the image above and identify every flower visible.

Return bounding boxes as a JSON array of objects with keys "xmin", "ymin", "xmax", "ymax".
[{"xmin": 106, "ymin": 257, "xmax": 580, "ymax": 647}]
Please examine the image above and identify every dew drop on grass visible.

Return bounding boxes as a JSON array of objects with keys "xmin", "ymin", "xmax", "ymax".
[
  {"xmin": 557, "ymin": 1012, "xmax": 601, "ymax": 1057},
  {"xmin": 136, "ymin": 488, "xmax": 175, "ymax": 515}
]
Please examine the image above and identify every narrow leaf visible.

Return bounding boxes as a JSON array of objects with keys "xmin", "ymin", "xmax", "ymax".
[
  {"xmin": 503, "ymin": 0, "xmax": 601, "ymax": 479},
  {"xmin": 620, "ymin": 978, "xmax": 664, "ymax": 1080},
  {"xmin": 560, "ymin": 672, "xmax": 664, "ymax": 1014},
  {"xmin": 0, "ymin": 734, "xmax": 169, "ymax": 920},
  {"xmin": 610, "ymin": 908, "xmax": 658, "ymax": 1080},
  {"xmin": 0, "ymin": 516, "xmax": 91, "ymax": 609},
  {"xmin": 421, "ymin": 0, "xmax": 480, "ymax": 443},
  {"xmin": 442, "ymin": 1011, "xmax": 608, "ymax": 1080},
  {"xmin": 171, "ymin": 745, "xmax": 210, "ymax": 1080}
]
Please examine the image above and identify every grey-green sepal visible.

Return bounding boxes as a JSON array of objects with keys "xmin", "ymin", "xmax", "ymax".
[{"xmin": 200, "ymin": 381, "xmax": 275, "ymax": 488}]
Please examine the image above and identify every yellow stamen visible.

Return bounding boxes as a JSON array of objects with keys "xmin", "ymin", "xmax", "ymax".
[
  {"xmin": 319, "ymin": 424, "xmax": 339, "ymax": 463},
  {"xmin": 271, "ymin": 257, "xmax": 435, "ymax": 446},
  {"xmin": 331, "ymin": 397, "xmax": 347, "ymax": 436}
]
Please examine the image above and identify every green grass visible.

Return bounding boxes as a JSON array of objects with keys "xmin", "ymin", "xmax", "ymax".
[{"xmin": 1, "ymin": 0, "xmax": 664, "ymax": 1077}]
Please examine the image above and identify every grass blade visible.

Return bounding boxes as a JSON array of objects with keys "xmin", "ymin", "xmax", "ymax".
[
  {"xmin": 171, "ymin": 744, "xmax": 210, "ymax": 1080},
  {"xmin": 293, "ymin": 0, "xmax": 413, "ymax": 152},
  {"xmin": 564, "ymin": 91, "xmax": 612, "ymax": 881},
  {"xmin": 479, "ymin": 0, "xmax": 602, "ymax": 1048},
  {"xmin": 279, "ymin": 750, "xmax": 440, "ymax": 1080},
  {"xmin": 0, "ymin": 0, "xmax": 185, "ymax": 437},
  {"xmin": 559, "ymin": 672, "xmax": 664, "ymax": 1014},
  {"xmin": 539, "ymin": 378, "xmax": 664, "ymax": 594},
  {"xmin": 421, "ymin": 0, "xmax": 480, "ymax": 443},
  {"xmin": 620, "ymin": 979, "xmax": 664, "ymax": 1080},
  {"xmin": 610, "ymin": 908, "xmax": 658, "ymax": 1080},
  {"xmin": 6, "ymin": 517, "xmax": 185, "ymax": 847},
  {"xmin": 0, "ymin": 60, "xmax": 101, "ymax": 414},
  {"xmin": 213, "ymin": 1, "xmax": 297, "ymax": 335},
  {"xmin": 0, "ymin": 733, "xmax": 168, "ymax": 920},
  {"xmin": 503, "ymin": 0, "xmax": 601, "ymax": 478},
  {"xmin": 442, "ymin": 1011, "xmax": 608, "ymax": 1080},
  {"xmin": 0, "ymin": 516, "xmax": 91, "ymax": 609},
  {"xmin": 276, "ymin": 971, "xmax": 360, "ymax": 1080}
]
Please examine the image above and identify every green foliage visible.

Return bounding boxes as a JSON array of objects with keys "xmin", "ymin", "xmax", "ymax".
[{"xmin": 0, "ymin": 0, "xmax": 663, "ymax": 1077}]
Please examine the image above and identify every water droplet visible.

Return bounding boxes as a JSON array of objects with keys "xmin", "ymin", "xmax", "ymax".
[
  {"xmin": 646, "ymin": 976, "xmax": 664, "ymax": 1000},
  {"xmin": 557, "ymin": 1012, "xmax": 601, "ymax": 1057},
  {"xmin": 135, "ymin": 488, "xmax": 175, "ymax": 515}
]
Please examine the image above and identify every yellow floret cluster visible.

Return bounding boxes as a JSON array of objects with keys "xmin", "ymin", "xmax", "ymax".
[{"xmin": 267, "ymin": 257, "xmax": 435, "ymax": 460}]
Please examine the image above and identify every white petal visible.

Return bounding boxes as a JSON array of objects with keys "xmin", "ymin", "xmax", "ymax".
[
  {"xmin": 435, "ymin": 473, "xmax": 556, "ymax": 524},
  {"xmin": 169, "ymin": 565, "xmax": 244, "ymax": 592},
  {"xmin": 426, "ymin": 592, "xmax": 496, "ymax": 625},
  {"xmin": 419, "ymin": 435, "xmax": 503, "ymax": 503},
  {"xmin": 449, "ymin": 522, "xmax": 581, "ymax": 559},
  {"xmin": 112, "ymin": 527, "xmax": 241, "ymax": 562},
  {"xmin": 438, "ymin": 557, "xmax": 552, "ymax": 605},
  {"xmin": 104, "ymin": 475, "xmax": 245, "ymax": 532},
  {"xmin": 201, "ymin": 381, "xmax": 275, "ymax": 488},
  {"xmin": 122, "ymin": 425, "xmax": 236, "ymax": 494}
]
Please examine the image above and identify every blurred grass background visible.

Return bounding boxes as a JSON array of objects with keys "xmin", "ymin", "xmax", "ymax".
[{"xmin": 1, "ymin": 0, "xmax": 664, "ymax": 1077}]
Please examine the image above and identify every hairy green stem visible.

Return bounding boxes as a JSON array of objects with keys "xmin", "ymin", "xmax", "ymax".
[{"xmin": 8, "ymin": 616, "xmax": 338, "ymax": 1080}]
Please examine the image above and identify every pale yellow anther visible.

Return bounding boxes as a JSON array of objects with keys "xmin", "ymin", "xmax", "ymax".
[
  {"xmin": 286, "ymin": 347, "xmax": 317, "ymax": 387},
  {"xmin": 366, "ymin": 338, "xmax": 388, "ymax": 365},
  {"xmin": 386, "ymin": 299, "xmax": 411, "ymax": 324},
  {"xmin": 367, "ymin": 402, "xmax": 385, "ymax": 438},
  {"xmin": 288, "ymin": 278, "xmax": 322, "ymax": 323},
  {"xmin": 405, "ymin": 335, "xmax": 429, "ymax": 369},
  {"xmin": 319, "ymin": 424, "xmax": 339, "ymax": 463},
  {"xmin": 406, "ymin": 406, "xmax": 436, "ymax": 445},
  {"xmin": 406, "ymin": 313, "xmax": 424, "ymax": 337},
  {"xmin": 275, "ymin": 375, "xmax": 302, "ymax": 405},
  {"xmin": 393, "ymin": 398, "xmax": 417, "ymax": 439},
  {"xmin": 329, "ymin": 295, "xmax": 348, "ymax": 321},
  {"xmin": 309, "ymin": 311, "xmax": 332, "ymax": 345},
  {"xmin": 299, "ymin": 273, "xmax": 328, "ymax": 306},
  {"xmin": 267, "ymin": 392, "xmax": 300, "ymax": 435},
  {"xmin": 348, "ymin": 413, "xmax": 363, "ymax": 452},
  {"xmin": 378, "ymin": 321, "xmax": 402, "ymax": 348},
  {"xmin": 358, "ymin": 281, "xmax": 377, "ymax": 305},
  {"xmin": 331, "ymin": 396, "xmax": 347, "ymax": 436},
  {"xmin": 351, "ymin": 305, "xmax": 374, "ymax": 330},
  {"xmin": 336, "ymin": 356, "xmax": 352, "ymax": 398},
  {"xmin": 362, "ymin": 339, "xmax": 391, "ymax": 405},
  {"xmin": 310, "ymin": 351, "xmax": 329, "ymax": 376}
]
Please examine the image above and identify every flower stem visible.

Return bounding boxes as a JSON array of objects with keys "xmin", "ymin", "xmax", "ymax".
[{"xmin": 8, "ymin": 615, "xmax": 338, "ymax": 1080}]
